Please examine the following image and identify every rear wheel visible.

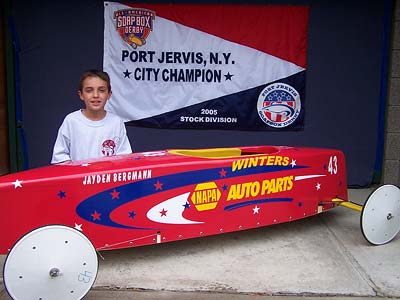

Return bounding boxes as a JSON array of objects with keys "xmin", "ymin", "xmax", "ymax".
[{"xmin": 360, "ymin": 184, "xmax": 400, "ymax": 245}]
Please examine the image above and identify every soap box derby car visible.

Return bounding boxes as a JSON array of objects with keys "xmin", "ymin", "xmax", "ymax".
[{"xmin": 1, "ymin": 145, "xmax": 399, "ymax": 300}]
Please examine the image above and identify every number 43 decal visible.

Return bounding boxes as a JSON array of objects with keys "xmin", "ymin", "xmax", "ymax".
[{"xmin": 328, "ymin": 156, "xmax": 338, "ymax": 174}]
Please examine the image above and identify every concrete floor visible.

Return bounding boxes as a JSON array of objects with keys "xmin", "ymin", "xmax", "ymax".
[{"xmin": 1, "ymin": 188, "xmax": 400, "ymax": 300}]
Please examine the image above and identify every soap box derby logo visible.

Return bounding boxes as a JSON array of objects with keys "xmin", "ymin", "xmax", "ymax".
[
  {"xmin": 257, "ymin": 82, "xmax": 301, "ymax": 128},
  {"xmin": 114, "ymin": 8, "xmax": 155, "ymax": 48}
]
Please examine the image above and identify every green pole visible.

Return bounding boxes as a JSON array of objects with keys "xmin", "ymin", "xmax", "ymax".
[{"xmin": 4, "ymin": 0, "xmax": 20, "ymax": 172}]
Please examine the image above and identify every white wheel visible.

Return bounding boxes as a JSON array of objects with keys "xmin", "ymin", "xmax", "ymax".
[
  {"xmin": 3, "ymin": 225, "xmax": 98, "ymax": 300},
  {"xmin": 361, "ymin": 184, "xmax": 400, "ymax": 245}
]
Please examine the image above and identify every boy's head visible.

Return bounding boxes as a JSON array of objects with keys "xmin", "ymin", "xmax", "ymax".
[
  {"xmin": 78, "ymin": 69, "xmax": 112, "ymax": 116},
  {"xmin": 79, "ymin": 69, "xmax": 111, "ymax": 92}
]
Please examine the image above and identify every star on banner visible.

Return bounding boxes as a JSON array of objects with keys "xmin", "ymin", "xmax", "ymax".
[
  {"xmin": 290, "ymin": 159, "xmax": 296, "ymax": 168},
  {"xmin": 74, "ymin": 223, "xmax": 83, "ymax": 231},
  {"xmin": 123, "ymin": 69, "xmax": 132, "ymax": 78},
  {"xmin": 224, "ymin": 72, "xmax": 233, "ymax": 80},
  {"xmin": 316, "ymin": 183, "xmax": 321, "ymax": 190},
  {"xmin": 12, "ymin": 179, "xmax": 23, "ymax": 188},
  {"xmin": 219, "ymin": 168, "xmax": 227, "ymax": 177}
]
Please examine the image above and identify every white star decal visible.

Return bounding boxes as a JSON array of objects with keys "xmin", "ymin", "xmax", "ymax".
[
  {"xmin": 316, "ymin": 183, "xmax": 321, "ymax": 190},
  {"xmin": 253, "ymin": 205, "xmax": 260, "ymax": 214},
  {"xmin": 290, "ymin": 159, "xmax": 296, "ymax": 167},
  {"xmin": 74, "ymin": 223, "xmax": 83, "ymax": 231},
  {"xmin": 12, "ymin": 179, "xmax": 23, "ymax": 188}
]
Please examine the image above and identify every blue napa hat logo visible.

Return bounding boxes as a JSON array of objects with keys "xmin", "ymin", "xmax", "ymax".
[
  {"xmin": 113, "ymin": 8, "xmax": 156, "ymax": 48},
  {"xmin": 257, "ymin": 83, "xmax": 301, "ymax": 128}
]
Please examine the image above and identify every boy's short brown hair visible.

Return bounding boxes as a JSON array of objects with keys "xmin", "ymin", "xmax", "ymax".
[{"xmin": 79, "ymin": 69, "xmax": 111, "ymax": 92}]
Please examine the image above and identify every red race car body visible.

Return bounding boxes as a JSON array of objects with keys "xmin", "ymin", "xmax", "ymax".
[{"xmin": 0, "ymin": 145, "xmax": 347, "ymax": 254}]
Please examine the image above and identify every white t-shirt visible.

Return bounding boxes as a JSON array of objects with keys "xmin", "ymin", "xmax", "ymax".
[{"xmin": 51, "ymin": 110, "xmax": 132, "ymax": 163}]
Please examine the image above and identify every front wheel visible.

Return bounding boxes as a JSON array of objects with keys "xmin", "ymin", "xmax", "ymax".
[{"xmin": 3, "ymin": 225, "xmax": 98, "ymax": 300}]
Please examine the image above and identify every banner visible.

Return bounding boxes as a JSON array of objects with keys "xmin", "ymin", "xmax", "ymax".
[{"xmin": 103, "ymin": 2, "xmax": 309, "ymax": 130}]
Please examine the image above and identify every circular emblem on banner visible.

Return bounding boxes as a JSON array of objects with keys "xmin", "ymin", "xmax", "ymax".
[{"xmin": 257, "ymin": 83, "xmax": 301, "ymax": 128}]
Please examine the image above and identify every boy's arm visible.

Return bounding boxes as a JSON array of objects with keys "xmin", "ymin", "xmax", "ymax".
[
  {"xmin": 51, "ymin": 124, "xmax": 72, "ymax": 164},
  {"xmin": 116, "ymin": 122, "xmax": 132, "ymax": 155}
]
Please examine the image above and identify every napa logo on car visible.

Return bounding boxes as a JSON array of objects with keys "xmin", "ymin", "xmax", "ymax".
[
  {"xmin": 113, "ymin": 7, "xmax": 155, "ymax": 48},
  {"xmin": 257, "ymin": 82, "xmax": 301, "ymax": 128},
  {"xmin": 190, "ymin": 182, "xmax": 221, "ymax": 211}
]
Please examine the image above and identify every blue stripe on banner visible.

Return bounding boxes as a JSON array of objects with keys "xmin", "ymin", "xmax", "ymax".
[{"xmin": 126, "ymin": 71, "xmax": 306, "ymax": 130}]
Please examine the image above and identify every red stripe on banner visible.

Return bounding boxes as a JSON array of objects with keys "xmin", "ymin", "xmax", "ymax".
[{"xmin": 122, "ymin": 3, "xmax": 309, "ymax": 67}]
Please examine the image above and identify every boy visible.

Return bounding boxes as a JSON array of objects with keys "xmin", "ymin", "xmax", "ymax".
[{"xmin": 51, "ymin": 69, "xmax": 132, "ymax": 163}]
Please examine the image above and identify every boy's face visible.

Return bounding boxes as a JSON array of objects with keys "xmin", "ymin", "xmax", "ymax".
[{"xmin": 78, "ymin": 76, "xmax": 111, "ymax": 113}]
